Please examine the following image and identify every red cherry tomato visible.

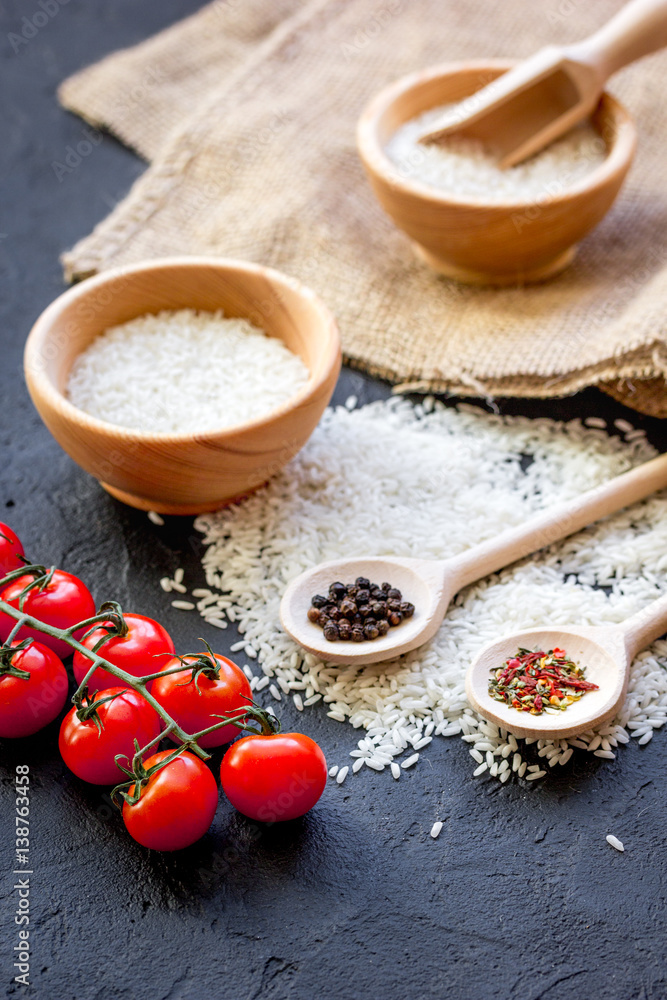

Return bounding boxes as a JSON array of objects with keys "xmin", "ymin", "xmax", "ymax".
[
  {"xmin": 0, "ymin": 639, "xmax": 68, "ymax": 738},
  {"xmin": 220, "ymin": 732, "xmax": 327, "ymax": 822},
  {"xmin": 122, "ymin": 750, "xmax": 218, "ymax": 851},
  {"xmin": 59, "ymin": 686, "xmax": 161, "ymax": 785},
  {"xmin": 72, "ymin": 613, "xmax": 175, "ymax": 693},
  {"xmin": 0, "ymin": 570, "xmax": 95, "ymax": 660},
  {"xmin": 0, "ymin": 523, "xmax": 24, "ymax": 577},
  {"xmin": 152, "ymin": 653, "xmax": 251, "ymax": 747}
]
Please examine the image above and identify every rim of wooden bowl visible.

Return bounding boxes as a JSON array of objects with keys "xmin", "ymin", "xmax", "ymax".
[
  {"xmin": 24, "ymin": 256, "xmax": 341, "ymax": 445},
  {"xmin": 357, "ymin": 59, "xmax": 638, "ymax": 210}
]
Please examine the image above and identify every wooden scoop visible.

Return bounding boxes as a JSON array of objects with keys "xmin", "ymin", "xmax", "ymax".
[
  {"xmin": 419, "ymin": 0, "xmax": 667, "ymax": 168},
  {"xmin": 465, "ymin": 592, "xmax": 667, "ymax": 739},
  {"xmin": 280, "ymin": 453, "xmax": 667, "ymax": 665}
]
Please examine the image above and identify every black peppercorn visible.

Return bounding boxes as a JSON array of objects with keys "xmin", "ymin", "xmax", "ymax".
[{"xmin": 308, "ymin": 578, "xmax": 414, "ymax": 643}]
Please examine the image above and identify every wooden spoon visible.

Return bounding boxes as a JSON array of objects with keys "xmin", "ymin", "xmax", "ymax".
[
  {"xmin": 280, "ymin": 453, "xmax": 667, "ymax": 665},
  {"xmin": 465, "ymin": 592, "xmax": 667, "ymax": 739},
  {"xmin": 419, "ymin": 0, "xmax": 667, "ymax": 168}
]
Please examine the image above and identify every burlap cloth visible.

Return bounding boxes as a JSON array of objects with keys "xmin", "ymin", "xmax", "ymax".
[{"xmin": 59, "ymin": 0, "xmax": 667, "ymax": 416}]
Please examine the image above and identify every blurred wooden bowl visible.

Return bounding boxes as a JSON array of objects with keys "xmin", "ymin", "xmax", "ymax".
[
  {"xmin": 24, "ymin": 257, "xmax": 341, "ymax": 514},
  {"xmin": 357, "ymin": 61, "xmax": 637, "ymax": 285}
]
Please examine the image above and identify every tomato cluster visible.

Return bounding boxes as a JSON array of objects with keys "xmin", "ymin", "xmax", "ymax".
[{"xmin": 0, "ymin": 522, "xmax": 328, "ymax": 851}]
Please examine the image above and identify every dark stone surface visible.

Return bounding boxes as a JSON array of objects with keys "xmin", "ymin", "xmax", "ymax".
[{"xmin": 1, "ymin": 3, "xmax": 666, "ymax": 998}]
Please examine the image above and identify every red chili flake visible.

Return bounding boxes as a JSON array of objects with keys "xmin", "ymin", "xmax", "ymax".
[{"xmin": 488, "ymin": 646, "xmax": 599, "ymax": 716}]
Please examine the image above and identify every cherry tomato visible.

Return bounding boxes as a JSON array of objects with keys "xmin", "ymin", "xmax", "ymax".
[
  {"xmin": 0, "ymin": 523, "xmax": 24, "ymax": 577},
  {"xmin": 152, "ymin": 653, "xmax": 251, "ymax": 747},
  {"xmin": 0, "ymin": 639, "xmax": 68, "ymax": 738},
  {"xmin": 73, "ymin": 613, "xmax": 175, "ymax": 693},
  {"xmin": 59, "ymin": 686, "xmax": 161, "ymax": 785},
  {"xmin": 0, "ymin": 569, "xmax": 95, "ymax": 660},
  {"xmin": 122, "ymin": 750, "xmax": 218, "ymax": 851},
  {"xmin": 220, "ymin": 732, "xmax": 327, "ymax": 822}
]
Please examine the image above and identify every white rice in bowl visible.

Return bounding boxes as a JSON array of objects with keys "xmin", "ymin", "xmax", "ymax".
[{"xmin": 66, "ymin": 308, "xmax": 310, "ymax": 435}]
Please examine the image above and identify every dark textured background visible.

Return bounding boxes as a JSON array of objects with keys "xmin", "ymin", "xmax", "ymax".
[{"xmin": 1, "ymin": 3, "xmax": 666, "ymax": 998}]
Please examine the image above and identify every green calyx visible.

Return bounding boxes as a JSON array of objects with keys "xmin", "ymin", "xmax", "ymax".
[
  {"xmin": 0, "ymin": 638, "xmax": 33, "ymax": 681},
  {"xmin": 111, "ymin": 729, "xmax": 186, "ymax": 809},
  {"xmin": 230, "ymin": 702, "xmax": 281, "ymax": 737},
  {"xmin": 74, "ymin": 685, "xmax": 127, "ymax": 735},
  {"xmin": 2, "ymin": 564, "xmax": 54, "ymax": 612},
  {"xmin": 82, "ymin": 601, "xmax": 130, "ymax": 652},
  {"xmin": 174, "ymin": 637, "xmax": 222, "ymax": 693}
]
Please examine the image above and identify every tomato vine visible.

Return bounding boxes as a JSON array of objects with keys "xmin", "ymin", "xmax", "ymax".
[{"xmin": 0, "ymin": 562, "xmax": 280, "ymax": 804}]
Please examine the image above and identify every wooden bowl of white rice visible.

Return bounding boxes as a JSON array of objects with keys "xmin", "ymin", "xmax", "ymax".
[
  {"xmin": 357, "ymin": 61, "xmax": 637, "ymax": 285},
  {"xmin": 24, "ymin": 257, "xmax": 341, "ymax": 514}
]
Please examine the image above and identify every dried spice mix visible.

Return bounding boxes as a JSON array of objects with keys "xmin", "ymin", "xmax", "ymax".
[{"xmin": 488, "ymin": 647, "xmax": 599, "ymax": 715}]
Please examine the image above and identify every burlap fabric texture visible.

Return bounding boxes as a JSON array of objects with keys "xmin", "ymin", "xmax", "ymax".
[{"xmin": 59, "ymin": 0, "xmax": 667, "ymax": 416}]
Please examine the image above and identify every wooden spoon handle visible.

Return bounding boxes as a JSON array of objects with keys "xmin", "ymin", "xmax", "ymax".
[
  {"xmin": 452, "ymin": 452, "xmax": 667, "ymax": 590},
  {"xmin": 621, "ymin": 592, "xmax": 667, "ymax": 660},
  {"xmin": 571, "ymin": 0, "xmax": 667, "ymax": 80}
]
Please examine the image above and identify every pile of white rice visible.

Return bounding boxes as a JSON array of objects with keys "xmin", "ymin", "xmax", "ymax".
[
  {"xmin": 385, "ymin": 104, "xmax": 606, "ymax": 202},
  {"xmin": 186, "ymin": 397, "xmax": 667, "ymax": 784},
  {"xmin": 67, "ymin": 309, "xmax": 310, "ymax": 434}
]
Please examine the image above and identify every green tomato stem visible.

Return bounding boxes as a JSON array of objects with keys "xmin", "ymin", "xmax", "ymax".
[{"xmin": 0, "ymin": 596, "xmax": 251, "ymax": 763}]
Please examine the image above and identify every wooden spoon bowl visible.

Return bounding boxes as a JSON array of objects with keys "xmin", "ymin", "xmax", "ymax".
[
  {"xmin": 465, "ymin": 593, "xmax": 667, "ymax": 739},
  {"xmin": 24, "ymin": 257, "xmax": 341, "ymax": 514},
  {"xmin": 357, "ymin": 61, "xmax": 637, "ymax": 285},
  {"xmin": 465, "ymin": 626, "xmax": 627, "ymax": 740},
  {"xmin": 281, "ymin": 556, "xmax": 453, "ymax": 666}
]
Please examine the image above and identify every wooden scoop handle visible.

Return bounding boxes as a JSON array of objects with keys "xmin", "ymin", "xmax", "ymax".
[
  {"xmin": 569, "ymin": 0, "xmax": 667, "ymax": 81},
  {"xmin": 452, "ymin": 452, "xmax": 667, "ymax": 590},
  {"xmin": 621, "ymin": 592, "xmax": 667, "ymax": 660}
]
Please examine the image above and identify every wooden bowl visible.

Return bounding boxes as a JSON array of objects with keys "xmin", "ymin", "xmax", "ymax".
[
  {"xmin": 357, "ymin": 61, "xmax": 637, "ymax": 285},
  {"xmin": 24, "ymin": 257, "xmax": 341, "ymax": 514}
]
